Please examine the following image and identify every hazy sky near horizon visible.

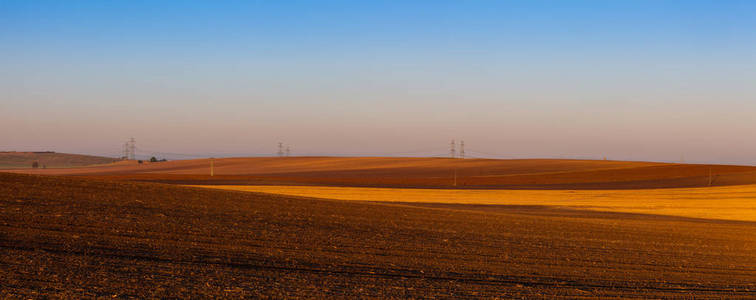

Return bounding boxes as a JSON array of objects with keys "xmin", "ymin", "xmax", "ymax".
[{"xmin": 2, "ymin": 1, "xmax": 756, "ymax": 164}]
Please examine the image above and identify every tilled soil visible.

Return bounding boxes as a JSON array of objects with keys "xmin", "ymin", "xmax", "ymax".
[{"xmin": 1, "ymin": 173, "xmax": 755, "ymax": 298}]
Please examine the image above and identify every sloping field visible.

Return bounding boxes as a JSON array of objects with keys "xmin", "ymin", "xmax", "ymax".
[
  {"xmin": 1, "ymin": 157, "xmax": 657, "ymax": 175},
  {"xmin": 197, "ymin": 185, "xmax": 756, "ymax": 222},
  {"xmin": 5, "ymin": 157, "xmax": 756, "ymax": 189},
  {"xmin": 1, "ymin": 173, "xmax": 755, "ymax": 298},
  {"xmin": 0, "ymin": 152, "xmax": 119, "ymax": 169}
]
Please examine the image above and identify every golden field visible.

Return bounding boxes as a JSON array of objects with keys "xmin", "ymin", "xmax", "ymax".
[{"xmin": 194, "ymin": 184, "xmax": 756, "ymax": 222}]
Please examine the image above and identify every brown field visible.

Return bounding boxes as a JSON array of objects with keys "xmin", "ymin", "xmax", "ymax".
[{"xmin": 2, "ymin": 157, "xmax": 756, "ymax": 298}]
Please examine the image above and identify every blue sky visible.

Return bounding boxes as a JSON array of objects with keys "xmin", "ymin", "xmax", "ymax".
[{"xmin": 1, "ymin": 1, "xmax": 755, "ymax": 163}]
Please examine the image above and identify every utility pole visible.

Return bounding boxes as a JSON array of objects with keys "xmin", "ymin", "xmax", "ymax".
[
  {"xmin": 277, "ymin": 142, "xmax": 284, "ymax": 157},
  {"xmin": 460, "ymin": 140, "xmax": 465, "ymax": 159},
  {"xmin": 122, "ymin": 138, "xmax": 136, "ymax": 160},
  {"xmin": 708, "ymin": 168, "xmax": 713, "ymax": 186},
  {"xmin": 128, "ymin": 137, "xmax": 136, "ymax": 160},
  {"xmin": 210, "ymin": 158, "xmax": 214, "ymax": 177},
  {"xmin": 450, "ymin": 140, "xmax": 456, "ymax": 158},
  {"xmin": 122, "ymin": 142, "xmax": 129, "ymax": 160},
  {"xmin": 286, "ymin": 146, "xmax": 290, "ymax": 157}
]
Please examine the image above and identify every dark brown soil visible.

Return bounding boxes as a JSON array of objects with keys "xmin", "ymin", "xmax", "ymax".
[{"xmin": 2, "ymin": 172, "xmax": 754, "ymax": 298}]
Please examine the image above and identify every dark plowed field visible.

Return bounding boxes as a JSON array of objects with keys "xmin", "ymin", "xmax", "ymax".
[{"xmin": 1, "ymin": 173, "xmax": 755, "ymax": 298}]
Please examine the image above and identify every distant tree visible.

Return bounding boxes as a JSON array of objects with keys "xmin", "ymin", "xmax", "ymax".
[
  {"xmin": 31, "ymin": 161, "xmax": 39, "ymax": 168},
  {"xmin": 160, "ymin": 159, "xmax": 167, "ymax": 162},
  {"xmin": 150, "ymin": 156, "xmax": 158, "ymax": 162},
  {"xmin": 138, "ymin": 160, "xmax": 143, "ymax": 164}
]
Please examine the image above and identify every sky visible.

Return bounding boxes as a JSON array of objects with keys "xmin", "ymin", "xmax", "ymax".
[{"xmin": 1, "ymin": 1, "xmax": 755, "ymax": 164}]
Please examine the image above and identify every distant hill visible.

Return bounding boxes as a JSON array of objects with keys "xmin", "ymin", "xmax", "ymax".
[
  {"xmin": 5, "ymin": 156, "xmax": 756, "ymax": 189},
  {"xmin": 0, "ymin": 151, "xmax": 119, "ymax": 169}
]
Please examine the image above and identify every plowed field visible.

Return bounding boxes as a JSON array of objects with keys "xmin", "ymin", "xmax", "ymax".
[{"xmin": 2, "ymin": 173, "xmax": 755, "ymax": 298}]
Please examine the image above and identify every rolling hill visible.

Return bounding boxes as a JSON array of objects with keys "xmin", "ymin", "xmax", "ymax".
[
  {"xmin": 0, "ymin": 152, "xmax": 119, "ymax": 169},
  {"xmin": 5, "ymin": 157, "xmax": 756, "ymax": 189}
]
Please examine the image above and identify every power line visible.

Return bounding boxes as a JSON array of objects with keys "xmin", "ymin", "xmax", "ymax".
[
  {"xmin": 379, "ymin": 147, "xmax": 448, "ymax": 156},
  {"xmin": 466, "ymin": 149, "xmax": 510, "ymax": 158},
  {"xmin": 121, "ymin": 139, "xmax": 520, "ymax": 160}
]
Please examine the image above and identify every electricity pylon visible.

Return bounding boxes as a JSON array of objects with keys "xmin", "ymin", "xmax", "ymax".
[{"xmin": 450, "ymin": 140, "xmax": 456, "ymax": 158}]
